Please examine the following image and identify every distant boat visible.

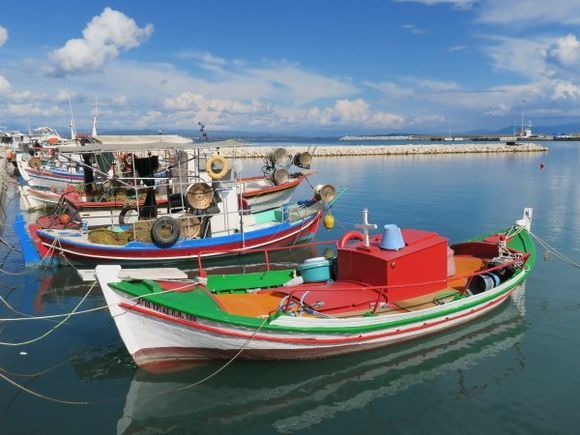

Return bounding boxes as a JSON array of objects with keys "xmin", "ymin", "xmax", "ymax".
[
  {"xmin": 443, "ymin": 126, "xmax": 463, "ymax": 142},
  {"xmin": 500, "ymin": 136, "xmax": 518, "ymax": 145},
  {"xmin": 338, "ymin": 135, "xmax": 414, "ymax": 141}
]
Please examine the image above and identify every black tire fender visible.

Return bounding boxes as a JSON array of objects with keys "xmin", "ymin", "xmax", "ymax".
[
  {"xmin": 118, "ymin": 206, "xmax": 138, "ymax": 225},
  {"xmin": 151, "ymin": 217, "xmax": 181, "ymax": 248}
]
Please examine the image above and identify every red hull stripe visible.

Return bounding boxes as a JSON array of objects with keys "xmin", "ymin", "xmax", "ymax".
[
  {"xmin": 118, "ymin": 290, "xmax": 512, "ymax": 345},
  {"xmin": 26, "ymin": 169, "xmax": 83, "ymax": 181},
  {"xmin": 37, "ymin": 215, "xmax": 320, "ymax": 260}
]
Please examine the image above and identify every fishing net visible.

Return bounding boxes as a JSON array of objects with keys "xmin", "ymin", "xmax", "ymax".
[{"xmin": 88, "ymin": 228, "xmax": 133, "ymax": 246}]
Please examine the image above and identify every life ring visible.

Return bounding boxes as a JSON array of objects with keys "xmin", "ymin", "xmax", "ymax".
[
  {"xmin": 338, "ymin": 231, "xmax": 365, "ymax": 248},
  {"xmin": 151, "ymin": 217, "xmax": 181, "ymax": 248},
  {"xmin": 205, "ymin": 155, "xmax": 229, "ymax": 180},
  {"xmin": 118, "ymin": 206, "xmax": 138, "ymax": 225}
]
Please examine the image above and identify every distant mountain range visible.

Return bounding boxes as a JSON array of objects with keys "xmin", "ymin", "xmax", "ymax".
[
  {"xmin": 6, "ymin": 123, "xmax": 580, "ymax": 139},
  {"xmin": 467, "ymin": 123, "xmax": 580, "ymax": 135}
]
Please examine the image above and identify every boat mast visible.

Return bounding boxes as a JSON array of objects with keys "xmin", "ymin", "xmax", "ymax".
[
  {"xmin": 68, "ymin": 92, "xmax": 76, "ymax": 140},
  {"xmin": 92, "ymin": 95, "xmax": 98, "ymax": 137},
  {"xmin": 520, "ymin": 100, "xmax": 526, "ymax": 136}
]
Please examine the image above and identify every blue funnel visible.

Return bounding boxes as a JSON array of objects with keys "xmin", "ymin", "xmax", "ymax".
[{"xmin": 379, "ymin": 224, "xmax": 405, "ymax": 250}]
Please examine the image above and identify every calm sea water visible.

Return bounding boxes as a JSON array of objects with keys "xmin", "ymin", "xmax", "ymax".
[{"xmin": 1, "ymin": 141, "xmax": 580, "ymax": 434}]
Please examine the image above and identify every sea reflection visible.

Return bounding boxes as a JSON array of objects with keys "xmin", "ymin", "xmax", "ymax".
[{"xmin": 115, "ymin": 286, "xmax": 527, "ymax": 434}]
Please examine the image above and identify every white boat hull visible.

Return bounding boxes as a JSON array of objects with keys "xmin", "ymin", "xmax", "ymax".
[{"xmin": 96, "ymin": 264, "xmax": 525, "ymax": 368}]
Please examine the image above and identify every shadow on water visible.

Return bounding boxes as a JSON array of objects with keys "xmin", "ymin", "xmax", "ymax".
[{"xmin": 104, "ymin": 287, "xmax": 528, "ymax": 434}]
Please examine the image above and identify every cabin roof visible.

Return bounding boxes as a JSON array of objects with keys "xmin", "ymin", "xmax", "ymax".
[{"xmin": 58, "ymin": 136, "xmax": 250, "ymax": 153}]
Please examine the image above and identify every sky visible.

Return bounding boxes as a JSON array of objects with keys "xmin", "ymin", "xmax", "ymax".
[{"xmin": 2, "ymin": 0, "xmax": 580, "ymax": 135}]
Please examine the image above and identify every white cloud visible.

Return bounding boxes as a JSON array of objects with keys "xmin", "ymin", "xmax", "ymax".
[
  {"xmin": 484, "ymin": 102, "xmax": 511, "ymax": 116},
  {"xmin": 548, "ymin": 34, "xmax": 580, "ymax": 69},
  {"xmin": 448, "ymin": 45, "xmax": 467, "ymax": 53},
  {"xmin": 364, "ymin": 81, "xmax": 414, "ymax": 99},
  {"xmin": 416, "ymin": 79, "xmax": 460, "ymax": 92},
  {"xmin": 55, "ymin": 89, "xmax": 86, "ymax": 104},
  {"xmin": 478, "ymin": 0, "xmax": 580, "ymax": 26},
  {"xmin": 245, "ymin": 63, "xmax": 358, "ymax": 104},
  {"xmin": 551, "ymin": 80, "xmax": 580, "ymax": 100},
  {"xmin": 0, "ymin": 26, "xmax": 7, "ymax": 48},
  {"xmin": 50, "ymin": 8, "xmax": 153, "ymax": 75},
  {"xmin": 401, "ymin": 24, "xmax": 427, "ymax": 35},
  {"xmin": 111, "ymin": 95, "xmax": 128, "ymax": 106},
  {"xmin": 400, "ymin": 0, "xmax": 580, "ymax": 27},
  {"xmin": 0, "ymin": 75, "xmax": 10, "ymax": 93},
  {"xmin": 484, "ymin": 36, "xmax": 551, "ymax": 80},
  {"xmin": 6, "ymin": 102, "xmax": 64, "ymax": 118},
  {"xmin": 309, "ymin": 99, "xmax": 405, "ymax": 127},
  {"xmin": 176, "ymin": 50, "xmax": 227, "ymax": 73},
  {"xmin": 394, "ymin": 0, "xmax": 477, "ymax": 10}
]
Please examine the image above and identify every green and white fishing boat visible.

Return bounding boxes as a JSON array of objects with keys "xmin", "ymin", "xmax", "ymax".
[{"xmin": 95, "ymin": 208, "xmax": 536, "ymax": 370}]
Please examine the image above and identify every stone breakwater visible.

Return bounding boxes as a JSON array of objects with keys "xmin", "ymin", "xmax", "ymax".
[{"xmin": 225, "ymin": 142, "xmax": 548, "ymax": 158}]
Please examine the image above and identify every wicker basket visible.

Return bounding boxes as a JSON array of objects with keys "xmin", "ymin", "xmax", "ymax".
[
  {"xmin": 314, "ymin": 184, "xmax": 337, "ymax": 203},
  {"xmin": 186, "ymin": 183, "xmax": 214, "ymax": 210},
  {"xmin": 180, "ymin": 215, "xmax": 201, "ymax": 239}
]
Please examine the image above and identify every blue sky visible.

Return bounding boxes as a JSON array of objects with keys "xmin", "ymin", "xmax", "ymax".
[{"xmin": 2, "ymin": 0, "xmax": 580, "ymax": 134}]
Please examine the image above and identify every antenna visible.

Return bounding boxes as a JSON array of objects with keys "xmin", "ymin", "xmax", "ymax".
[
  {"xmin": 520, "ymin": 100, "xmax": 526, "ymax": 136},
  {"xmin": 92, "ymin": 94, "xmax": 98, "ymax": 137},
  {"xmin": 198, "ymin": 122, "xmax": 208, "ymax": 142},
  {"xmin": 68, "ymin": 91, "xmax": 76, "ymax": 140}
]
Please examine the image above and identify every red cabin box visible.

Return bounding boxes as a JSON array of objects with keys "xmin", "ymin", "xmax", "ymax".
[{"xmin": 337, "ymin": 229, "xmax": 448, "ymax": 303}]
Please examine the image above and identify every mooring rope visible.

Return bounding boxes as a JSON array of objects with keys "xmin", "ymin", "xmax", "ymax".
[
  {"xmin": 0, "ymin": 280, "xmax": 199, "ymax": 322},
  {"xmin": 0, "ymin": 316, "xmax": 269, "ymax": 406},
  {"xmin": 530, "ymin": 231, "xmax": 580, "ymax": 270},
  {"xmin": 0, "ymin": 236, "xmax": 60, "ymax": 275},
  {"xmin": 0, "ymin": 282, "xmax": 96, "ymax": 346}
]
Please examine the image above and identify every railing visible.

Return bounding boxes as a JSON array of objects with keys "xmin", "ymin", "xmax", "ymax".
[
  {"xmin": 195, "ymin": 239, "xmax": 338, "ymax": 277},
  {"xmin": 280, "ymin": 251, "xmax": 531, "ymax": 314}
]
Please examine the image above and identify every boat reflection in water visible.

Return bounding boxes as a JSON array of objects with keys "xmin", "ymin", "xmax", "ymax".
[{"xmin": 117, "ymin": 285, "xmax": 527, "ymax": 434}]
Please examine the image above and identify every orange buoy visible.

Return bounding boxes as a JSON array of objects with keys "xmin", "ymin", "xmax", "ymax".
[
  {"xmin": 59, "ymin": 214, "xmax": 71, "ymax": 225},
  {"xmin": 6, "ymin": 150, "xmax": 15, "ymax": 161}
]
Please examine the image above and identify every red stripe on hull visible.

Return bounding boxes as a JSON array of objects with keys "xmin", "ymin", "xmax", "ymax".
[
  {"xmin": 128, "ymin": 292, "xmax": 513, "ymax": 370},
  {"xmin": 34, "ymin": 214, "xmax": 322, "ymax": 263},
  {"xmin": 120, "ymin": 290, "xmax": 513, "ymax": 346}
]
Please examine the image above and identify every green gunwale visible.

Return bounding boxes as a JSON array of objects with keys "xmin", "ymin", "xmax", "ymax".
[{"xmin": 110, "ymin": 227, "xmax": 535, "ymax": 335}]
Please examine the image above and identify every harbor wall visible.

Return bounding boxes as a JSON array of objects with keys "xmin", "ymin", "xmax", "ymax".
[{"xmin": 225, "ymin": 142, "xmax": 548, "ymax": 158}]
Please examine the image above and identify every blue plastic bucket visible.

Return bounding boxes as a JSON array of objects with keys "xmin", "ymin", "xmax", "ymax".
[{"xmin": 298, "ymin": 257, "xmax": 331, "ymax": 283}]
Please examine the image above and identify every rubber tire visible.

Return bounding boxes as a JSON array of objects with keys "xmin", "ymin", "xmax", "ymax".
[
  {"xmin": 151, "ymin": 217, "xmax": 181, "ymax": 248},
  {"xmin": 118, "ymin": 206, "xmax": 138, "ymax": 225}
]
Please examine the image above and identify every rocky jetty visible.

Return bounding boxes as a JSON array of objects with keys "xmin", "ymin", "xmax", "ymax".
[{"xmin": 226, "ymin": 142, "xmax": 548, "ymax": 158}]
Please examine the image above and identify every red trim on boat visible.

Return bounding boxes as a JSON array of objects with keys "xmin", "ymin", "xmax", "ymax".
[{"xmin": 118, "ymin": 290, "xmax": 513, "ymax": 345}]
